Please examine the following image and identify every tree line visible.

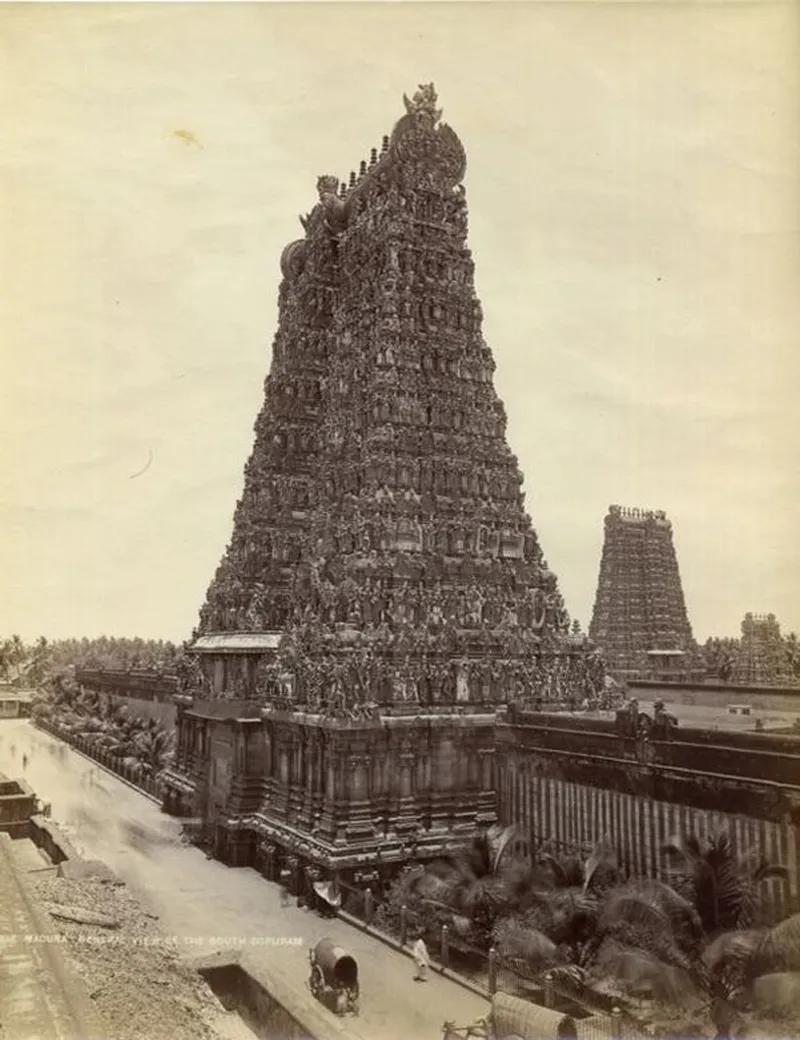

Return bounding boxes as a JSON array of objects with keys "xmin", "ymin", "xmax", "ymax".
[{"xmin": 0, "ymin": 635, "xmax": 182, "ymax": 687}]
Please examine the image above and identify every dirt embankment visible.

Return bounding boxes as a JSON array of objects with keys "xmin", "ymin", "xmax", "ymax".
[{"xmin": 33, "ymin": 868, "xmax": 242, "ymax": 1040}]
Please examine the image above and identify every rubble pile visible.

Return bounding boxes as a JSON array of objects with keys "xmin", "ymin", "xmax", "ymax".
[{"xmin": 34, "ymin": 871, "xmax": 233, "ymax": 1040}]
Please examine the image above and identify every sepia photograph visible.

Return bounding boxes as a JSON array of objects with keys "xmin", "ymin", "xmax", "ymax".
[{"xmin": 1, "ymin": 2, "xmax": 799, "ymax": 1039}]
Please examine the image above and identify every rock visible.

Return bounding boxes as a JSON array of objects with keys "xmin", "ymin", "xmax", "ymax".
[{"xmin": 46, "ymin": 903, "xmax": 120, "ymax": 928}]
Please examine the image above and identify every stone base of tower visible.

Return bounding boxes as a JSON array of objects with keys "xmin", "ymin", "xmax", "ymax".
[
  {"xmin": 252, "ymin": 707, "xmax": 497, "ymax": 880},
  {"xmin": 163, "ymin": 696, "xmax": 497, "ymax": 884}
]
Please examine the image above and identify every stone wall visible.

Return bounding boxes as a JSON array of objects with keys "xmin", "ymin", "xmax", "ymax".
[
  {"xmin": 496, "ymin": 711, "xmax": 800, "ymax": 919},
  {"xmin": 198, "ymin": 953, "xmax": 359, "ymax": 1040},
  {"xmin": 200, "ymin": 963, "xmax": 315, "ymax": 1040},
  {"xmin": 629, "ymin": 678, "xmax": 800, "ymax": 714},
  {"xmin": 107, "ymin": 693, "xmax": 176, "ymax": 729},
  {"xmin": 0, "ymin": 776, "xmax": 36, "ymax": 836},
  {"xmin": 74, "ymin": 669, "xmax": 177, "ymax": 728},
  {"xmin": 0, "ymin": 834, "xmax": 108, "ymax": 1039},
  {"xmin": 28, "ymin": 815, "xmax": 78, "ymax": 865}
]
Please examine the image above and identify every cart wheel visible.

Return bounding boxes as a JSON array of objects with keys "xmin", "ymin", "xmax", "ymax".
[{"xmin": 309, "ymin": 964, "xmax": 324, "ymax": 1000}]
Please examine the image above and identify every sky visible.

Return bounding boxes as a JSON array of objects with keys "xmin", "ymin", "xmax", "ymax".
[{"xmin": 1, "ymin": 1, "xmax": 799, "ymax": 644}]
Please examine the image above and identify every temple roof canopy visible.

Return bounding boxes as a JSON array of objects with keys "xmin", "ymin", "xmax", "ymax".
[{"xmin": 192, "ymin": 632, "xmax": 282, "ymax": 654}]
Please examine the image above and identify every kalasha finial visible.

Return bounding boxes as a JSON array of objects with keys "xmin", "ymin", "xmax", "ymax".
[
  {"xmin": 348, "ymin": 171, "xmax": 356, "ymax": 188},
  {"xmin": 369, "ymin": 148, "xmax": 378, "ymax": 167},
  {"xmin": 402, "ymin": 82, "xmax": 443, "ymax": 125},
  {"xmin": 381, "ymin": 135, "xmax": 390, "ymax": 154}
]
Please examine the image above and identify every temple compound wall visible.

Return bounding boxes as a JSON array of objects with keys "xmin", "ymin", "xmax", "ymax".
[
  {"xmin": 589, "ymin": 505, "xmax": 698, "ymax": 681},
  {"xmin": 628, "ymin": 678, "xmax": 800, "ymax": 714},
  {"xmin": 496, "ymin": 708, "xmax": 800, "ymax": 920},
  {"xmin": 161, "ymin": 86, "xmax": 596, "ymax": 887},
  {"xmin": 75, "ymin": 669, "xmax": 178, "ymax": 729}
]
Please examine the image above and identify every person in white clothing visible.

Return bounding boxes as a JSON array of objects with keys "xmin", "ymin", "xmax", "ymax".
[{"xmin": 412, "ymin": 933, "xmax": 429, "ymax": 982}]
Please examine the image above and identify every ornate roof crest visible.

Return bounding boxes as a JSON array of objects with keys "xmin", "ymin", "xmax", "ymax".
[{"xmin": 402, "ymin": 83, "xmax": 443, "ymax": 126}]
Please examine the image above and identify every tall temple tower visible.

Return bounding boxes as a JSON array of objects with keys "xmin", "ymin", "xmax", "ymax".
[
  {"xmin": 737, "ymin": 613, "xmax": 789, "ymax": 686},
  {"xmin": 589, "ymin": 506, "xmax": 696, "ymax": 680},
  {"xmin": 163, "ymin": 86, "xmax": 576, "ymax": 885}
]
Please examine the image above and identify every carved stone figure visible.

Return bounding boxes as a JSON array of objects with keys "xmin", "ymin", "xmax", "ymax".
[{"xmin": 402, "ymin": 83, "xmax": 443, "ymax": 124}]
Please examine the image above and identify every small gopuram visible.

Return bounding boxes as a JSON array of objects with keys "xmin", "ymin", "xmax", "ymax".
[
  {"xmin": 736, "ymin": 613, "xmax": 790, "ymax": 686},
  {"xmin": 589, "ymin": 505, "xmax": 697, "ymax": 680},
  {"xmin": 163, "ymin": 86, "xmax": 576, "ymax": 885}
]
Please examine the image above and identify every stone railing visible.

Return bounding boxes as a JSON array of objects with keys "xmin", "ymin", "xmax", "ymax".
[{"xmin": 33, "ymin": 717, "xmax": 164, "ymax": 803}]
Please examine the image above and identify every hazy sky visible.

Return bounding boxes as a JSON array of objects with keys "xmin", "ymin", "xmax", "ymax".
[{"xmin": 2, "ymin": 2, "xmax": 799, "ymax": 644}]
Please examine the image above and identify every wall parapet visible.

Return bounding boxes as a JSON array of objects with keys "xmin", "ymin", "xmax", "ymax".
[
  {"xmin": 75, "ymin": 668, "xmax": 178, "ymax": 702},
  {"xmin": 629, "ymin": 678, "xmax": 800, "ymax": 699},
  {"xmin": 496, "ymin": 713, "xmax": 800, "ymax": 823}
]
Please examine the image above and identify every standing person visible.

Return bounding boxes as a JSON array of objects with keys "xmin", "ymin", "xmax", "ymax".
[
  {"xmin": 279, "ymin": 868, "xmax": 291, "ymax": 907},
  {"xmin": 411, "ymin": 932, "xmax": 429, "ymax": 982},
  {"xmin": 22, "ymin": 753, "xmax": 28, "ymax": 770}
]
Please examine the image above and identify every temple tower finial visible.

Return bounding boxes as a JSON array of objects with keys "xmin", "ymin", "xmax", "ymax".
[{"xmin": 402, "ymin": 82, "xmax": 443, "ymax": 125}]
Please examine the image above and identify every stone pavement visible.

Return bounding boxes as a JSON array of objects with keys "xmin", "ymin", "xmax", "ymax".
[
  {"xmin": 0, "ymin": 832, "xmax": 105, "ymax": 1040},
  {"xmin": 1, "ymin": 720, "xmax": 490, "ymax": 1040}
]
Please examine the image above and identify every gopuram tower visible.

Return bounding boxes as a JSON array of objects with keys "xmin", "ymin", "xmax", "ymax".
[
  {"xmin": 164, "ymin": 86, "xmax": 576, "ymax": 885},
  {"xmin": 589, "ymin": 506, "xmax": 696, "ymax": 680},
  {"xmin": 737, "ymin": 613, "xmax": 789, "ymax": 686}
]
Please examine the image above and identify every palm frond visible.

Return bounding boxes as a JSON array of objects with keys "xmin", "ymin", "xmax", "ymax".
[
  {"xmin": 538, "ymin": 853, "xmax": 569, "ymax": 887},
  {"xmin": 583, "ymin": 834, "xmax": 618, "ymax": 894},
  {"xmin": 703, "ymin": 929, "xmax": 765, "ymax": 994},
  {"xmin": 490, "ymin": 824, "xmax": 523, "ymax": 873},
  {"xmin": 492, "ymin": 917, "xmax": 558, "ymax": 967},
  {"xmin": 757, "ymin": 912, "xmax": 800, "ymax": 973},
  {"xmin": 591, "ymin": 938, "xmax": 699, "ymax": 1007},
  {"xmin": 601, "ymin": 878, "xmax": 704, "ymax": 948}
]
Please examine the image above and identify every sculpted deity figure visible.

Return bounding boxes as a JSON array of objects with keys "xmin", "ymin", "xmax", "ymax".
[
  {"xmin": 314, "ymin": 174, "xmax": 347, "ymax": 231},
  {"xmin": 467, "ymin": 585, "xmax": 484, "ymax": 626}
]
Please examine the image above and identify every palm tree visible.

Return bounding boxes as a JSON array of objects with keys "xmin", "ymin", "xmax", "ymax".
[
  {"xmin": 785, "ymin": 632, "xmax": 800, "ymax": 683},
  {"xmin": 0, "ymin": 634, "xmax": 28, "ymax": 683},
  {"xmin": 134, "ymin": 726, "xmax": 174, "ymax": 774},
  {"xmin": 421, "ymin": 828, "xmax": 521, "ymax": 934},
  {"xmin": 663, "ymin": 830, "xmax": 789, "ymax": 933}
]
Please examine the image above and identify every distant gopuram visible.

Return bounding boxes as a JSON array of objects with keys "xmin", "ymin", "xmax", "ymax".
[
  {"xmin": 737, "ymin": 613, "xmax": 789, "ymax": 686},
  {"xmin": 589, "ymin": 506, "xmax": 696, "ymax": 680},
  {"xmin": 163, "ymin": 86, "xmax": 576, "ymax": 883}
]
